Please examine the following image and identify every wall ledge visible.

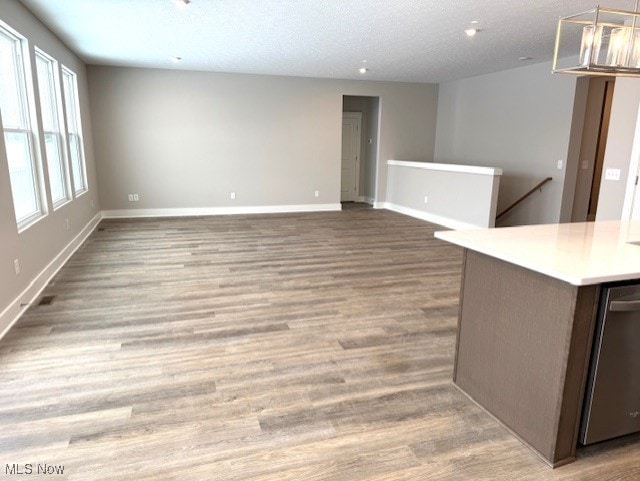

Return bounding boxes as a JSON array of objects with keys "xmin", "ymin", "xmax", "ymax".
[{"xmin": 388, "ymin": 159, "xmax": 503, "ymax": 176}]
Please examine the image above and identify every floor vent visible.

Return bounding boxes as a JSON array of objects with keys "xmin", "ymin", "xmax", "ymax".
[
  {"xmin": 38, "ymin": 295, "xmax": 56, "ymax": 306},
  {"xmin": 97, "ymin": 228, "xmax": 105, "ymax": 232}
]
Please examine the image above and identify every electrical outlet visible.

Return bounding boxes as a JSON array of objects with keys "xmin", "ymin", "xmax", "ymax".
[
  {"xmin": 423, "ymin": 195, "xmax": 429, "ymax": 204},
  {"xmin": 128, "ymin": 194, "xmax": 134, "ymax": 202},
  {"xmin": 65, "ymin": 219, "xmax": 70, "ymax": 231},
  {"xmin": 133, "ymin": 194, "xmax": 139, "ymax": 202},
  {"xmin": 14, "ymin": 259, "xmax": 20, "ymax": 276},
  {"xmin": 91, "ymin": 199, "xmax": 95, "ymax": 208},
  {"xmin": 557, "ymin": 159, "xmax": 563, "ymax": 170},
  {"xmin": 314, "ymin": 190, "xmax": 320, "ymax": 198},
  {"xmin": 605, "ymin": 168, "xmax": 621, "ymax": 181},
  {"xmin": 230, "ymin": 192, "xmax": 236, "ymax": 200}
]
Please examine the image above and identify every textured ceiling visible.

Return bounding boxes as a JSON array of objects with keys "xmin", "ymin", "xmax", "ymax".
[{"xmin": 17, "ymin": 0, "xmax": 637, "ymax": 83}]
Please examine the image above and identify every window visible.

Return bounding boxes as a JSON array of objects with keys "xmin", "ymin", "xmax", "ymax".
[
  {"xmin": 35, "ymin": 49, "xmax": 69, "ymax": 207},
  {"xmin": 0, "ymin": 25, "xmax": 44, "ymax": 226},
  {"xmin": 61, "ymin": 67, "xmax": 87, "ymax": 194}
]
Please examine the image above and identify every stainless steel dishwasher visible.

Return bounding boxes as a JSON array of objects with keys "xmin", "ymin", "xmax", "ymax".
[{"xmin": 581, "ymin": 283, "xmax": 640, "ymax": 445}]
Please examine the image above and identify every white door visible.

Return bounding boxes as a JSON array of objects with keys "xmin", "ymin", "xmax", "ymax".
[
  {"xmin": 631, "ymin": 171, "xmax": 640, "ymax": 220},
  {"xmin": 341, "ymin": 112, "xmax": 362, "ymax": 202}
]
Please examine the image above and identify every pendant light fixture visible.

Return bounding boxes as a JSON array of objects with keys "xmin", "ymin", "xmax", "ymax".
[{"xmin": 552, "ymin": 0, "xmax": 640, "ymax": 76}]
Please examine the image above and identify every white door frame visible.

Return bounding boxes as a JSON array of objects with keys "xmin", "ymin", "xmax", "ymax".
[
  {"xmin": 372, "ymin": 98, "xmax": 382, "ymax": 208},
  {"xmin": 621, "ymin": 105, "xmax": 640, "ymax": 220},
  {"xmin": 341, "ymin": 111, "xmax": 362, "ymax": 202}
]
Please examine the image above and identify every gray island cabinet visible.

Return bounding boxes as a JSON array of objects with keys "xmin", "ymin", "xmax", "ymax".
[{"xmin": 435, "ymin": 221, "xmax": 640, "ymax": 467}]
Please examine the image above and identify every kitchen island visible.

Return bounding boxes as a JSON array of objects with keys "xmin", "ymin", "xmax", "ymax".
[{"xmin": 435, "ymin": 221, "xmax": 640, "ymax": 467}]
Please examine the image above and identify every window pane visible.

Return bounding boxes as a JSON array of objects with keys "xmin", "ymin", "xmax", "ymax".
[
  {"xmin": 5, "ymin": 131, "xmax": 39, "ymax": 221},
  {"xmin": 44, "ymin": 133, "xmax": 65, "ymax": 203},
  {"xmin": 69, "ymin": 133, "xmax": 84, "ymax": 192},
  {"xmin": 1, "ymin": 24, "xmax": 42, "ymax": 226},
  {"xmin": 36, "ymin": 50, "xmax": 69, "ymax": 205},
  {"xmin": 62, "ymin": 72, "xmax": 77, "ymax": 133},
  {"xmin": 0, "ymin": 31, "xmax": 24, "ymax": 128},
  {"xmin": 35, "ymin": 55, "xmax": 55, "ymax": 131},
  {"xmin": 62, "ymin": 67, "xmax": 86, "ymax": 194}
]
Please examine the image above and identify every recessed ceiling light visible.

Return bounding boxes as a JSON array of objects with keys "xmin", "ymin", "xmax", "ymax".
[
  {"xmin": 171, "ymin": 56, "xmax": 182, "ymax": 63},
  {"xmin": 519, "ymin": 56, "xmax": 533, "ymax": 61},
  {"xmin": 172, "ymin": 0, "xmax": 190, "ymax": 6},
  {"xmin": 470, "ymin": 20, "xmax": 479, "ymax": 24},
  {"xmin": 464, "ymin": 28, "xmax": 478, "ymax": 37},
  {"xmin": 359, "ymin": 67, "xmax": 368, "ymax": 74}
]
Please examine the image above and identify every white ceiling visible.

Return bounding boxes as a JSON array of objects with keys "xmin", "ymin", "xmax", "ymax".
[{"xmin": 17, "ymin": 0, "xmax": 636, "ymax": 83}]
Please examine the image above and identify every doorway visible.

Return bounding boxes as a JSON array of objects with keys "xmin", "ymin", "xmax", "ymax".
[
  {"xmin": 571, "ymin": 77, "xmax": 615, "ymax": 221},
  {"xmin": 341, "ymin": 112, "xmax": 361, "ymax": 202},
  {"xmin": 341, "ymin": 96, "xmax": 380, "ymax": 205}
]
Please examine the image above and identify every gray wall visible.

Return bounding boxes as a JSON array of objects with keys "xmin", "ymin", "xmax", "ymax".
[
  {"xmin": 0, "ymin": 2, "xmax": 99, "ymax": 318},
  {"xmin": 343, "ymin": 96, "xmax": 380, "ymax": 201},
  {"xmin": 386, "ymin": 163, "xmax": 500, "ymax": 229},
  {"xmin": 596, "ymin": 78, "xmax": 640, "ymax": 220},
  {"xmin": 434, "ymin": 61, "xmax": 578, "ymax": 226},
  {"xmin": 88, "ymin": 66, "xmax": 438, "ymax": 211}
]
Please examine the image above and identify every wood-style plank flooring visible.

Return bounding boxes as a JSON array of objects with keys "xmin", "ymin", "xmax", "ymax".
[{"xmin": 1, "ymin": 205, "xmax": 639, "ymax": 480}]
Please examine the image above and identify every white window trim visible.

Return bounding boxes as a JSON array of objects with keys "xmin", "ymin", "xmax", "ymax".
[
  {"xmin": 35, "ymin": 47, "xmax": 72, "ymax": 210},
  {"xmin": 61, "ymin": 66, "xmax": 88, "ymax": 196},
  {"xmin": 0, "ymin": 21, "xmax": 48, "ymax": 231}
]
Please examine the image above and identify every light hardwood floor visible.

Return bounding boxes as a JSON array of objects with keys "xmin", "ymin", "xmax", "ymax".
[{"xmin": 1, "ymin": 206, "xmax": 639, "ymax": 480}]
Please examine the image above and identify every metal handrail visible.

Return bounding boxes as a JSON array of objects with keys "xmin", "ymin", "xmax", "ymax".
[{"xmin": 496, "ymin": 177, "xmax": 553, "ymax": 221}]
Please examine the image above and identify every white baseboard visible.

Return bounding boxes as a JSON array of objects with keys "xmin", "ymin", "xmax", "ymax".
[
  {"xmin": 101, "ymin": 203, "xmax": 342, "ymax": 219},
  {"xmin": 383, "ymin": 203, "xmax": 480, "ymax": 230},
  {"xmin": 0, "ymin": 211, "xmax": 103, "ymax": 341}
]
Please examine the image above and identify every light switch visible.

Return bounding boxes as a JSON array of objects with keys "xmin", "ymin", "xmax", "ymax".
[
  {"xmin": 557, "ymin": 159, "xmax": 563, "ymax": 170},
  {"xmin": 581, "ymin": 160, "xmax": 589, "ymax": 170},
  {"xmin": 605, "ymin": 168, "xmax": 621, "ymax": 181}
]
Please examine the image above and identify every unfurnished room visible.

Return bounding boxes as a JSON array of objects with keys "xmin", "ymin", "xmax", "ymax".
[{"xmin": 2, "ymin": 0, "xmax": 640, "ymax": 479}]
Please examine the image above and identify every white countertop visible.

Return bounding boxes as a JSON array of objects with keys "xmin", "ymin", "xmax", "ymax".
[
  {"xmin": 434, "ymin": 220, "xmax": 640, "ymax": 286},
  {"xmin": 388, "ymin": 160, "xmax": 502, "ymax": 176}
]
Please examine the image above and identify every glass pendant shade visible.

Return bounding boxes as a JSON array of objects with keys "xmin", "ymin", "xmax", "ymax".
[
  {"xmin": 606, "ymin": 27, "xmax": 630, "ymax": 66},
  {"xmin": 553, "ymin": 3, "xmax": 640, "ymax": 77},
  {"xmin": 580, "ymin": 25, "xmax": 603, "ymax": 66}
]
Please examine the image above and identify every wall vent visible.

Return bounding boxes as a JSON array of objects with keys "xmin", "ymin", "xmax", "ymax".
[{"xmin": 38, "ymin": 295, "xmax": 56, "ymax": 306}]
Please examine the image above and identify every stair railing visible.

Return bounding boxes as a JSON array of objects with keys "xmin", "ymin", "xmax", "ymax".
[{"xmin": 496, "ymin": 177, "xmax": 553, "ymax": 222}]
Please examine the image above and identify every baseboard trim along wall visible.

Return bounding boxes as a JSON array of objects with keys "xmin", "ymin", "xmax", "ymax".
[
  {"xmin": 0, "ymin": 211, "xmax": 103, "ymax": 341},
  {"xmin": 382, "ymin": 202, "xmax": 479, "ymax": 230},
  {"xmin": 101, "ymin": 204, "xmax": 342, "ymax": 218}
]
